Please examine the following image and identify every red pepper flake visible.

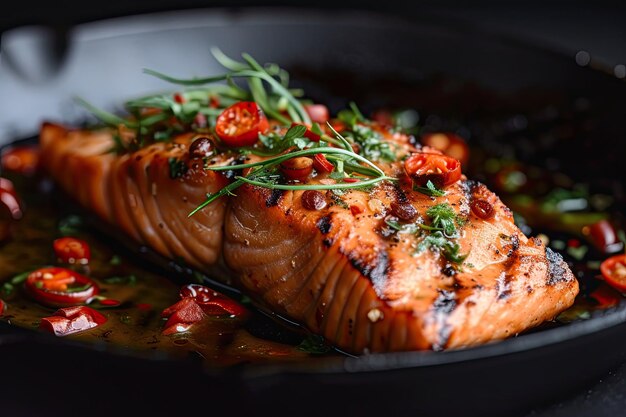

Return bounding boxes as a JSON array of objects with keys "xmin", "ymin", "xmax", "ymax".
[
  {"xmin": 40, "ymin": 306, "xmax": 107, "ymax": 337},
  {"xmin": 0, "ymin": 299, "xmax": 5, "ymax": 316},
  {"xmin": 173, "ymin": 93, "xmax": 186, "ymax": 104},
  {"xmin": 344, "ymin": 178, "xmax": 360, "ymax": 183},
  {"xmin": 568, "ymin": 239, "xmax": 581, "ymax": 248},
  {"xmin": 136, "ymin": 303, "xmax": 152, "ymax": 311},
  {"xmin": 98, "ymin": 298, "xmax": 121, "ymax": 307},
  {"xmin": 350, "ymin": 204, "xmax": 364, "ymax": 216},
  {"xmin": 209, "ymin": 95, "xmax": 220, "ymax": 108},
  {"xmin": 590, "ymin": 283, "xmax": 622, "ymax": 309}
]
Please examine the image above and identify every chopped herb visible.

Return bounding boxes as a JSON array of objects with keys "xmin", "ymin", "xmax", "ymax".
[
  {"xmin": 330, "ymin": 193, "xmax": 350, "ymax": 209},
  {"xmin": 297, "ymin": 334, "xmax": 331, "ymax": 355},
  {"xmin": 109, "ymin": 255, "xmax": 122, "ymax": 266},
  {"xmin": 417, "ymin": 231, "xmax": 467, "ymax": 264},
  {"xmin": 414, "ymin": 180, "xmax": 446, "ymax": 197},
  {"xmin": 567, "ymin": 245, "xmax": 588, "ymax": 261},
  {"xmin": 1, "ymin": 282, "xmax": 14, "ymax": 297},
  {"xmin": 385, "ymin": 218, "xmax": 419, "ymax": 234},
  {"xmin": 104, "ymin": 274, "xmax": 137, "ymax": 285},
  {"xmin": 65, "ymin": 283, "xmax": 93, "ymax": 293},
  {"xmin": 58, "ymin": 215, "xmax": 83, "ymax": 236},
  {"xmin": 168, "ymin": 157, "xmax": 188, "ymax": 179},
  {"xmin": 423, "ymin": 203, "xmax": 461, "ymax": 238}
]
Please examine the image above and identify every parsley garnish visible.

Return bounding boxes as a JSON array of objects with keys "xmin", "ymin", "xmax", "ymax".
[{"xmin": 297, "ymin": 334, "xmax": 331, "ymax": 355}]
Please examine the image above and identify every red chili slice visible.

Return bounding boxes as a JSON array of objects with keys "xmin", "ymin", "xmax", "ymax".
[
  {"xmin": 215, "ymin": 101, "xmax": 269, "ymax": 147},
  {"xmin": 304, "ymin": 104, "xmax": 330, "ymax": 124},
  {"xmin": 179, "ymin": 283, "xmax": 247, "ymax": 317},
  {"xmin": 173, "ymin": 93, "xmax": 185, "ymax": 104},
  {"xmin": 404, "ymin": 152, "xmax": 462, "ymax": 188},
  {"xmin": 600, "ymin": 254, "xmax": 626, "ymax": 292},
  {"xmin": 53, "ymin": 237, "xmax": 91, "ymax": 265},
  {"xmin": 312, "ymin": 154, "xmax": 334, "ymax": 173},
  {"xmin": 25, "ymin": 267, "xmax": 99, "ymax": 308},
  {"xmin": 40, "ymin": 306, "xmax": 106, "ymax": 336},
  {"xmin": 162, "ymin": 297, "xmax": 207, "ymax": 330},
  {"xmin": 0, "ymin": 299, "xmax": 5, "ymax": 316},
  {"xmin": 0, "ymin": 178, "xmax": 23, "ymax": 220},
  {"xmin": 590, "ymin": 283, "xmax": 622, "ymax": 308}
]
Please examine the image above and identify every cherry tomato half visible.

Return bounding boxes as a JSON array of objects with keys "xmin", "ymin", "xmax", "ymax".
[
  {"xmin": 53, "ymin": 237, "xmax": 91, "ymax": 265},
  {"xmin": 25, "ymin": 267, "xmax": 99, "ymax": 308},
  {"xmin": 40, "ymin": 306, "xmax": 107, "ymax": 337},
  {"xmin": 304, "ymin": 104, "xmax": 330, "ymax": 124},
  {"xmin": 600, "ymin": 254, "xmax": 626, "ymax": 292},
  {"xmin": 1, "ymin": 145, "xmax": 40, "ymax": 176},
  {"xmin": 404, "ymin": 152, "xmax": 462, "ymax": 188},
  {"xmin": 215, "ymin": 101, "xmax": 269, "ymax": 147},
  {"xmin": 421, "ymin": 132, "xmax": 470, "ymax": 166}
]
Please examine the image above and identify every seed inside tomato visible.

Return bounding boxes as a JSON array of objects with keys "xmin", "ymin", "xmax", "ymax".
[
  {"xmin": 404, "ymin": 152, "xmax": 462, "ymax": 188},
  {"xmin": 215, "ymin": 101, "xmax": 269, "ymax": 147}
]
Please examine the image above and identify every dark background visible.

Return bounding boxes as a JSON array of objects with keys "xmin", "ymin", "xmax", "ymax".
[{"xmin": 3, "ymin": 2, "xmax": 626, "ymax": 416}]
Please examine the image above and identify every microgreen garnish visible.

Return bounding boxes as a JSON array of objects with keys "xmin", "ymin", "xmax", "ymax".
[
  {"xmin": 414, "ymin": 180, "xmax": 446, "ymax": 197},
  {"xmin": 189, "ymin": 145, "xmax": 395, "ymax": 217},
  {"xmin": 104, "ymin": 274, "xmax": 137, "ymax": 285},
  {"xmin": 415, "ymin": 203, "xmax": 468, "ymax": 264}
]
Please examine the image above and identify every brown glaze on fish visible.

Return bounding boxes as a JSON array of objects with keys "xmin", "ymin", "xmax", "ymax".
[{"xmin": 39, "ymin": 121, "xmax": 578, "ymax": 354}]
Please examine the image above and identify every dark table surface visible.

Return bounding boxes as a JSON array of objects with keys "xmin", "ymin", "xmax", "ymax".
[{"xmin": 2, "ymin": 2, "xmax": 626, "ymax": 416}]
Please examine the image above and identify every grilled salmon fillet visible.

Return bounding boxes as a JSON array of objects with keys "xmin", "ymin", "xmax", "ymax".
[{"xmin": 39, "ymin": 121, "xmax": 578, "ymax": 353}]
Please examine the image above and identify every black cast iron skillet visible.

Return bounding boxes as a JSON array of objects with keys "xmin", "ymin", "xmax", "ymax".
[{"xmin": 1, "ymin": 8, "xmax": 626, "ymax": 417}]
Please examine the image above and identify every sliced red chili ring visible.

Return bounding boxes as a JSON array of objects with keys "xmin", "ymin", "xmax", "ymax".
[
  {"xmin": 0, "ymin": 178, "xmax": 23, "ymax": 220},
  {"xmin": 404, "ymin": 152, "xmax": 462, "ymax": 188},
  {"xmin": 53, "ymin": 237, "xmax": 91, "ymax": 265},
  {"xmin": 40, "ymin": 306, "xmax": 107, "ymax": 337},
  {"xmin": 25, "ymin": 267, "xmax": 99, "ymax": 308}
]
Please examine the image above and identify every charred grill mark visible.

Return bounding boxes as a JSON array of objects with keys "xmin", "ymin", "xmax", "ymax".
[
  {"xmin": 317, "ymin": 215, "xmax": 333, "ymax": 235},
  {"xmin": 546, "ymin": 247, "xmax": 569, "ymax": 285},
  {"xmin": 391, "ymin": 182, "xmax": 409, "ymax": 204},
  {"xmin": 432, "ymin": 289, "xmax": 457, "ymax": 351},
  {"xmin": 496, "ymin": 272, "xmax": 513, "ymax": 300},
  {"xmin": 265, "ymin": 189, "xmax": 284, "ymax": 207},
  {"xmin": 348, "ymin": 250, "xmax": 389, "ymax": 294}
]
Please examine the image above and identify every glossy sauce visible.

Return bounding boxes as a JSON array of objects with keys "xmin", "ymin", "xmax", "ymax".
[{"xmin": 0, "ymin": 160, "xmax": 332, "ymax": 366}]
